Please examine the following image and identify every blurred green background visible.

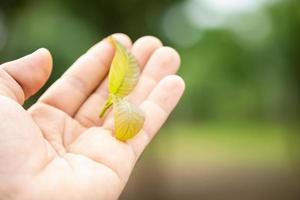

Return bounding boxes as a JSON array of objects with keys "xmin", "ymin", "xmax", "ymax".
[{"xmin": 0, "ymin": 0, "xmax": 299, "ymax": 199}]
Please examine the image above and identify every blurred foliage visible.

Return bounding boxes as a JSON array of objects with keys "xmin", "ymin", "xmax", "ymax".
[{"xmin": 0, "ymin": 0, "xmax": 299, "ymax": 124}]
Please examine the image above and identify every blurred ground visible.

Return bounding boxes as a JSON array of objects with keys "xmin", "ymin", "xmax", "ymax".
[{"xmin": 122, "ymin": 122, "xmax": 300, "ymax": 199}]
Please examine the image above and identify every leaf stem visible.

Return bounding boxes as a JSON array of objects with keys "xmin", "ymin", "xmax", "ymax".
[{"xmin": 99, "ymin": 95, "xmax": 113, "ymax": 118}]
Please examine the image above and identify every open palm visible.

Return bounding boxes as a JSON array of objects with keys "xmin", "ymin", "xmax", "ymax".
[{"xmin": 0, "ymin": 34, "xmax": 184, "ymax": 200}]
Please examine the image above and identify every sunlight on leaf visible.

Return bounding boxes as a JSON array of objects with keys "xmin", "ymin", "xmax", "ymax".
[
  {"xmin": 99, "ymin": 35, "xmax": 144, "ymax": 141},
  {"xmin": 113, "ymin": 95, "xmax": 145, "ymax": 141},
  {"xmin": 108, "ymin": 36, "xmax": 140, "ymax": 97}
]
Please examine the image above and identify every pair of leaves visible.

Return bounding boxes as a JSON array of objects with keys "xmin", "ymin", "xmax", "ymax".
[{"xmin": 99, "ymin": 36, "xmax": 145, "ymax": 141}]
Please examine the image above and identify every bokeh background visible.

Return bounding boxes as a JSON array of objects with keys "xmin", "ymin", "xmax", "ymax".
[{"xmin": 0, "ymin": 0, "xmax": 299, "ymax": 199}]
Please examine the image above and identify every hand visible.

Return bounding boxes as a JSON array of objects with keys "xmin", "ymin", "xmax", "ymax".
[{"xmin": 0, "ymin": 34, "xmax": 184, "ymax": 200}]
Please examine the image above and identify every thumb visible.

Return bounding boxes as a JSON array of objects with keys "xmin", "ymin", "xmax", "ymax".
[{"xmin": 0, "ymin": 48, "xmax": 52, "ymax": 104}]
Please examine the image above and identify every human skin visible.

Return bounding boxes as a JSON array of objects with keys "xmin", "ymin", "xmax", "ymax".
[{"xmin": 0, "ymin": 33, "xmax": 185, "ymax": 200}]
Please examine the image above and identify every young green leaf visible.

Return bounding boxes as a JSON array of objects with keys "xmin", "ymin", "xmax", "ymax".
[
  {"xmin": 108, "ymin": 36, "xmax": 140, "ymax": 97},
  {"xmin": 99, "ymin": 36, "xmax": 140, "ymax": 118},
  {"xmin": 98, "ymin": 35, "xmax": 145, "ymax": 141},
  {"xmin": 113, "ymin": 95, "xmax": 145, "ymax": 141}
]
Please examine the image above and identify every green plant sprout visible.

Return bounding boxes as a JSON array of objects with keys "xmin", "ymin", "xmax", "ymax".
[{"xmin": 99, "ymin": 36, "xmax": 145, "ymax": 141}]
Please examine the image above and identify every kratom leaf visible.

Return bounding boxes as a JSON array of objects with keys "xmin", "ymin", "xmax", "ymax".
[
  {"xmin": 98, "ymin": 35, "xmax": 145, "ymax": 141},
  {"xmin": 108, "ymin": 36, "xmax": 140, "ymax": 97},
  {"xmin": 113, "ymin": 95, "xmax": 145, "ymax": 141}
]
